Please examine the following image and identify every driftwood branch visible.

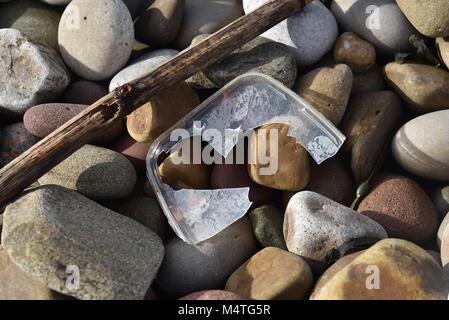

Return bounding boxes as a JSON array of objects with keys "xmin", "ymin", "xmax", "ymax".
[{"xmin": 0, "ymin": 0, "xmax": 309, "ymax": 207}]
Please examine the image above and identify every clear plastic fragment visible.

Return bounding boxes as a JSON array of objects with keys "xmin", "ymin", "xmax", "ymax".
[{"xmin": 147, "ymin": 73, "xmax": 346, "ymax": 244}]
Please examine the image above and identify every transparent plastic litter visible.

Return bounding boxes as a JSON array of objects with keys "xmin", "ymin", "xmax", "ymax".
[{"xmin": 147, "ymin": 73, "xmax": 346, "ymax": 244}]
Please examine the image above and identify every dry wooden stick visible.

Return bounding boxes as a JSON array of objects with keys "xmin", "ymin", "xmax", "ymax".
[{"xmin": 0, "ymin": 0, "xmax": 311, "ymax": 207}]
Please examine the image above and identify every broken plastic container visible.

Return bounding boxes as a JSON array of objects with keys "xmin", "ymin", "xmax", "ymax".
[{"xmin": 146, "ymin": 73, "xmax": 346, "ymax": 244}]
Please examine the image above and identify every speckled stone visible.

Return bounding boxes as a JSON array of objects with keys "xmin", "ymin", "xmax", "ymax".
[
  {"xmin": 1, "ymin": 185, "xmax": 164, "ymax": 300},
  {"xmin": 392, "ymin": 110, "xmax": 449, "ymax": 181},
  {"xmin": 38, "ymin": 144, "xmax": 137, "ymax": 200},
  {"xmin": 0, "ymin": 123, "xmax": 40, "ymax": 168},
  {"xmin": 58, "ymin": 0, "xmax": 134, "ymax": 81},
  {"xmin": 0, "ymin": 29, "xmax": 70, "ymax": 116},
  {"xmin": 135, "ymin": 0, "xmax": 184, "ymax": 47},
  {"xmin": 0, "ymin": 0, "xmax": 62, "ymax": 51},
  {"xmin": 174, "ymin": 0, "xmax": 243, "ymax": 49},
  {"xmin": 60, "ymin": 80, "xmax": 108, "ymax": 105},
  {"xmin": 310, "ymin": 239, "xmax": 449, "ymax": 300},
  {"xmin": 384, "ymin": 63, "xmax": 449, "ymax": 114},
  {"xmin": 284, "ymin": 191, "xmax": 387, "ymax": 270},
  {"xmin": 225, "ymin": 247, "xmax": 313, "ymax": 300},
  {"xmin": 0, "ymin": 245, "xmax": 69, "ymax": 300},
  {"xmin": 244, "ymin": 0, "xmax": 338, "ymax": 66},
  {"xmin": 294, "ymin": 64, "xmax": 353, "ymax": 126},
  {"xmin": 331, "ymin": 0, "xmax": 416, "ymax": 55},
  {"xmin": 358, "ymin": 174, "xmax": 439, "ymax": 243},
  {"xmin": 179, "ymin": 290, "xmax": 247, "ymax": 300},
  {"xmin": 249, "ymin": 205, "xmax": 287, "ymax": 250},
  {"xmin": 340, "ymin": 90, "xmax": 402, "ymax": 184},
  {"xmin": 109, "ymin": 49, "xmax": 179, "ymax": 91},
  {"xmin": 333, "ymin": 32, "xmax": 376, "ymax": 73},
  {"xmin": 351, "ymin": 64, "xmax": 385, "ymax": 95},
  {"xmin": 396, "ymin": 0, "xmax": 449, "ymax": 38},
  {"xmin": 156, "ymin": 217, "xmax": 258, "ymax": 296},
  {"xmin": 23, "ymin": 103, "xmax": 123, "ymax": 144},
  {"xmin": 186, "ymin": 35, "xmax": 297, "ymax": 89}
]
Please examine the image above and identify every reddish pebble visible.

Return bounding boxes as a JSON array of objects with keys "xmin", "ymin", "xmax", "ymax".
[
  {"xmin": 60, "ymin": 80, "xmax": 108, "ymax": 105},
  {"xmin": 23, "ymin": 103, "xmax": 123, "ymax": 144},
  {"xmin": 111, "ymin": 131, "xmax": 152, "ymax": 172},
  {"xmin": 358, "ymin": 174, "xmax": 438, "ymax": 243}
]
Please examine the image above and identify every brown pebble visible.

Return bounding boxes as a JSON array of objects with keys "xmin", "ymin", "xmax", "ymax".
[
  {"xmin": 248, "ymin": 123, "xmax": 310, "ymax": 191},
  {"xmin": 333, "ymin": 32, "xmax": 376, "ymax": 73},
  {"xmin": 126, "ymin": 81, "xmax": 199, "ymax": 143}
]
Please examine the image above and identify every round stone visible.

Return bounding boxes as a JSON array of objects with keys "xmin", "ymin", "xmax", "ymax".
[
  {"xmin": 23, "ymin": 103, "xmax": 123, "ymax": 144},
  {"xmin": 126, "ymin": 81, "xmax": 199, "ymax": 144},
  {"xmin": 284, "ymin": 191, "xmax": 387, "ymax": 271},
  {"xmin": 58, "ymin": 0, "xmax": 134, "ymax": 81},
  {"xmin": 310, "ymin": 239, "xmax": 449, "ymax": 300},
  {"xmin": 384, "ymin": 62, "xmax": 449, "ymax": 114},
  {"xmin": 396, "ymin": 0, "xmax": 449, "ymax": 38},
  {"xmin": 156, "ymin": 217, "xmax": 258, "ymax": 296},
  {"xmin": 135, "ymin": 0, "xmax": 184, "ymax": 47},
  {"xmin": 333, "ymin": 32, "xmax": 376, "ymax": 73},
  {"xmin": 340, "ymin": 90, "xmax": 402, "ymax": 184},
  {"xmin": 248, "ymin": 123, "xmax": 310, "ymax": 191},
  {"xmin": 109, "ymin": 49, "xmax": 179, "ymax": 92},
  {"xmin": 392, "ymin": 110, "xmax": 449, "ymax": 181},
  {"xmin": 294, "ymin": 64, "xmax": 353, "ymax": 126},
  {"xmin": 38, "ymin": 144, "xmax": 137, "ymax": 200},
  {"xmin": 225, "ymin": 247, "xmax": 313, "ymax": 300},
  {"xmin": 331, "ymin": 0, "xmax": 416, "ymax": 55},
  {"xmin": 244, "ymin": 0, "xmax": 338, "ymax": 66},
  {"xmin": 249, "ymin": 205, "xmax": 287, "ymax": 250},
  {"xmin": 357, "ymin": 174, "xmax": 439, "ymax": 243}
]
